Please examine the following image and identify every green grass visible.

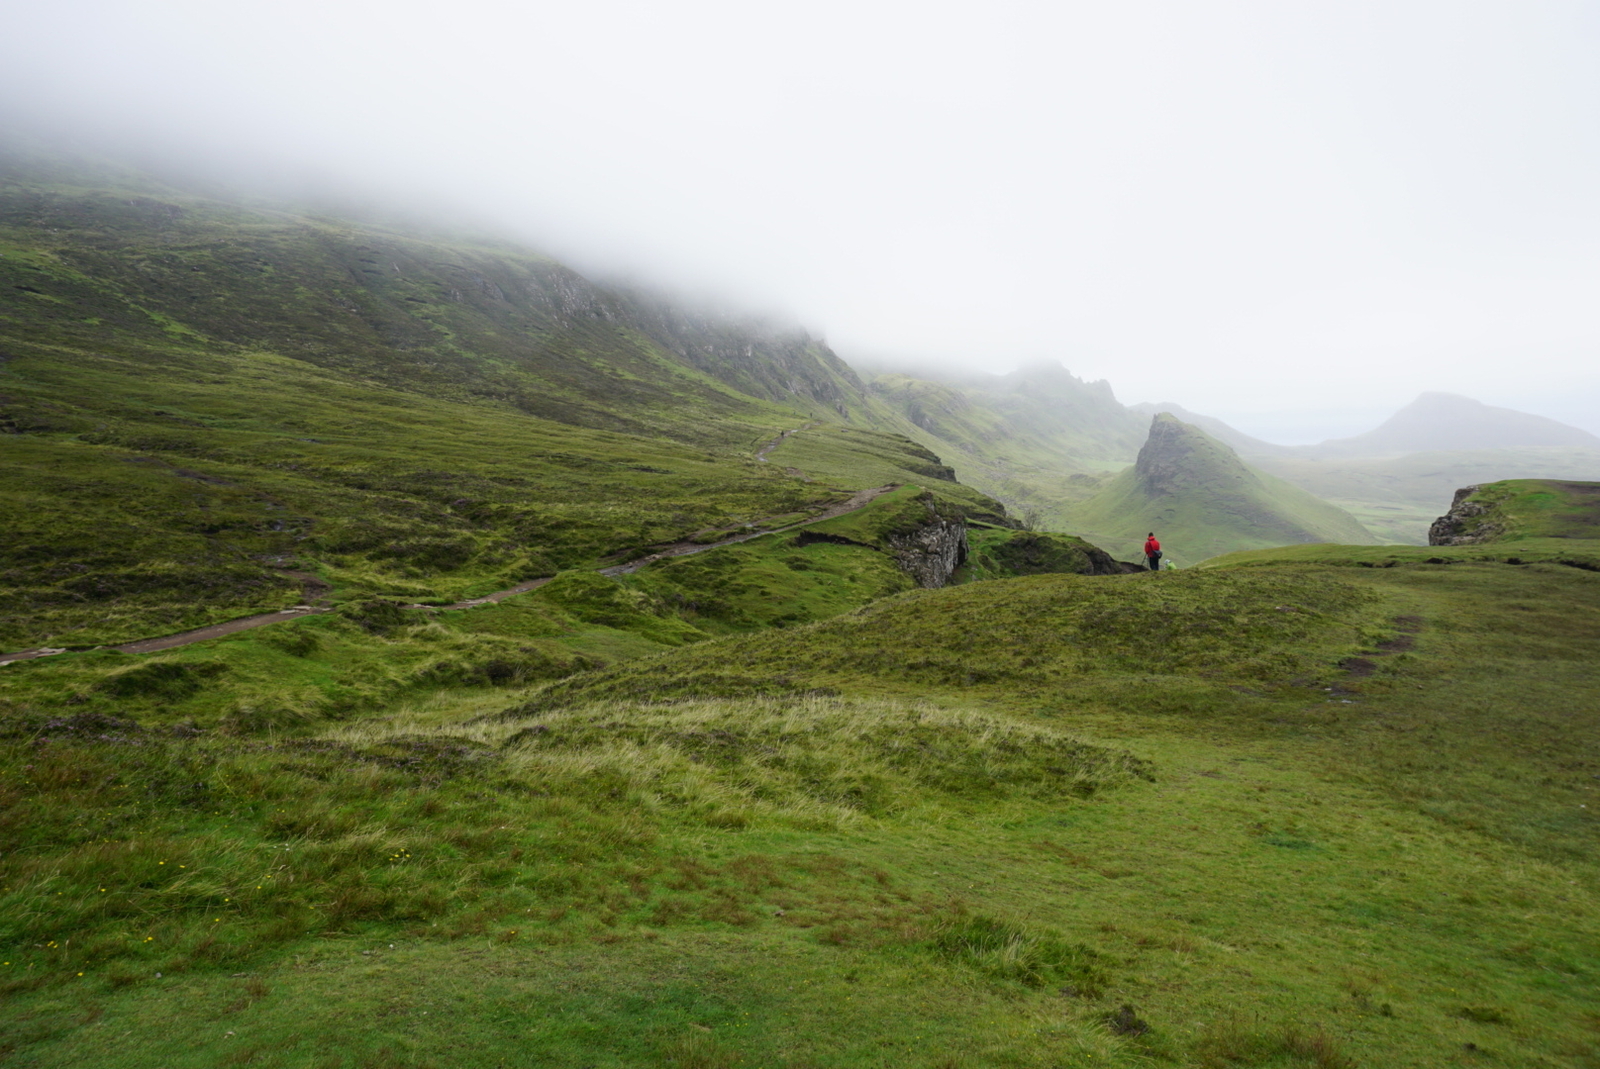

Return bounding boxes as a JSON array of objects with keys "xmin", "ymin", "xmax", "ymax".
[
  {"xmin": 957, "ymin": 527, "xmax": 1129, "ymax": 581},
  {"xmin": 0, "ymin": 149, "xmax": 1013, "ymax": 652},
  {"xmin": 1064, "ymin": 416, "xmax": 1379, "ymax": 564},
  {"xmin": 5, "ymin": 148, "xmax": 1600, "ymax": 1068},
  {"xmin": 0, "ymin": 340, "xmax": 1000, "ymax": 651},
  {"xmin": 1433, "ymin": 479, "xmax": 1600, "ymax": 544},
  {"xmin": 5, "ymin": 542, "xmax": 1600, "ymax": 1065},
  {"xmin": 1209, "ymin": 536, "xmax": 1600, "ymax": 572}
]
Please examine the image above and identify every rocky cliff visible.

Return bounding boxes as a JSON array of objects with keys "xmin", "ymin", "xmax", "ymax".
[
  {"xmin": 1428, "ymin": 484, "xmax": 1506, "ymax": 545},
  {"xmin": 887, "ymin": 505, "xmax": 969, "ymax": 588}
]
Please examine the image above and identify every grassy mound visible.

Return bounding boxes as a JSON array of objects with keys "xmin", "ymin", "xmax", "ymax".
[
  {"xmin": 508, "ymin": 567, "xmax": 1390, "ymax": 712},
  {"xmin": 0, "ymin": 695, "xmax": 1142, "ymax": 984}
]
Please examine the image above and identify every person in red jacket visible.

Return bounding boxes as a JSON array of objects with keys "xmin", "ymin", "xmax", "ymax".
[{"xmin": 1143, "ymin": 532, "xmax": 1162, "ymax": 572}]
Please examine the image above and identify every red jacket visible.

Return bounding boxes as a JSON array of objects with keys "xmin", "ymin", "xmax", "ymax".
[{"xmin": 1144, "ymin": 536, "xmax": 1161, "ymax": 557}]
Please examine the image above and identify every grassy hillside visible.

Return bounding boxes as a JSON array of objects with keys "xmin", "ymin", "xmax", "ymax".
[
  {"xmin": 865, "ymin": 365, "xmax": 1600, "ymax": 549},
  {"xmin": 0, "ymin": 143, "xmax": 883, "ymax": 435},
  {"xmin": 1429, "ymin": 479, "xmax": 1600, "ymax": 546},
  {"xmin": 1064, "ymin": 415, "xmax": 1377, "ymax": 565},
  {"xmin": 5, "ymin": 148, "xmax": 1598, "ymax": 1069},
  {"xmin": 0, "ymin": 341, "xmax": 847, "ymax": 650},
  {"xmin": 0, "ymin": 150, "xmax": 1019, "ymax": 652},
  {"xmin": 4, "ymin": 541, "xmax": 1597, "ymax": 1067},
  {"xmin": 864, "ymin": 366, "xmax": 1147, "ymax": 523}
]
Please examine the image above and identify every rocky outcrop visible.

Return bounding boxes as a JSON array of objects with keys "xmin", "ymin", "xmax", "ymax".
[
  {"xmin": 888, "ymin": 517, "xmax": 968, "ymax": 588},
  {"xmin": 1429, "ymin": 484, "xmax": 1507, "ymax": 545},
  {"xmin": 882, "ymin": 494, "xmax": 969, "ymax": 587}
]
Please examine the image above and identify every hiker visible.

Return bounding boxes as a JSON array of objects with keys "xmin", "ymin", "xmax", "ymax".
[{"xmin": 1143, "ymin": 532, "xmax": 1162, "ymax": 572}]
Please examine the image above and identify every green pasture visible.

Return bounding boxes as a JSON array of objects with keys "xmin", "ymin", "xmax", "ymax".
[{"xmin": 4, "ymin": 549, "xmax": 1597, "ymax": 1067}]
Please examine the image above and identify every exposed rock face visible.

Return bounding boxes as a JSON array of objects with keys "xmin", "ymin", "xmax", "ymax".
[
  {"xmin": 1132, "ymin": 412, "xmax": 1252, "ymax": 496},
  {"xmin": 1429, "ymin": 484, "xmax": 1506, "ymax": 545},
  {"xmin": 886, "ymin": 497, "xmax": 969, "ymax": 587}
]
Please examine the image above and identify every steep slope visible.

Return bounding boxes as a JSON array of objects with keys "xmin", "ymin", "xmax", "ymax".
[
  {"xmin": 1063, "ymin": 414, "xmax": 1377, "ymax": 563},
  {"xmin": 0, "ymin": 144, "xmax": 880, "ymax": 440},
  {"xmin": 1308, "ymin": 391, "xmax": 1600, "ymax": 457},
  {"xmin": 0, "ymin": 149, "xmax": 1009, "ymax": 649}
]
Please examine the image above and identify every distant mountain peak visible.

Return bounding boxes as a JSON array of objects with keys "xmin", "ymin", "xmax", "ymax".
[
  {"xmin": 1313, "ymin": 393, "xmax": 1600, "ymax": 456},
  {"xmin": 1062, "ymin": 414, "xmax": 1378, "ymax": 562},
  {"xmin": 1134, "ymin": 413, "xmax": 1257, "ymax": 497}
]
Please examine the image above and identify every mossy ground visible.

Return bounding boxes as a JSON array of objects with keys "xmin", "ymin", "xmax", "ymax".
[{"xmin": 3, "ymin": 550, "xmax": 1597, "ymax": 1067}]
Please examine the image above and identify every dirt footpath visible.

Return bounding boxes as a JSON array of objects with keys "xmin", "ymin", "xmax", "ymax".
[{"xmin": 1, "ymin": 484, "xmax": 901, "ymax": 663}]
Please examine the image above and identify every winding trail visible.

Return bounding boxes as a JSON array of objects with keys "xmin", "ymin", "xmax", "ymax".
[
  {"xmin": 0, "ymin": 482, "xmax": 899, "ymax": 665},
  {"xmin": 754, "ymin": 422, "xmax": 817, "ymax": 463}
]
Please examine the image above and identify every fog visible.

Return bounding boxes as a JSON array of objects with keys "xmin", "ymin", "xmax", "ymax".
[{"xmin": 5, "ymin": 1, "xmax": 1599, "ymax": 441}]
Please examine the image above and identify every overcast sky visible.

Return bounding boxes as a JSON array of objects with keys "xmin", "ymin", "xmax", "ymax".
[{"xmin": 4, "ymin": 1, "xmax": 1599, "ymax": 441}]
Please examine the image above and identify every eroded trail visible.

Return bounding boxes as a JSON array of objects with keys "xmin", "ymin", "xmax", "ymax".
[{"xmin": 0, "ymin": 484, "xmax": 900, "ymax": 664}]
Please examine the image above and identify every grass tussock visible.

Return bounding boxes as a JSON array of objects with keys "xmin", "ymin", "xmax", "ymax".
[
  {"xmin": 1194, "ymin": 1015, "xmax": 1356, "ymax": 1068},
  {"xmin": 930, "ymin": 913, "xmax": 1108, "ymax": 992},
  {"xmin": 483, "ymin": 696, "xmax": 1152, "ymax": 823},
  {"xmin": 0, "ymin": 694, "xmax": 1132, "ymax": 990},
  {"xmin": 507, "ymin": 567, "xmax": 1389, "ymax": 713}
]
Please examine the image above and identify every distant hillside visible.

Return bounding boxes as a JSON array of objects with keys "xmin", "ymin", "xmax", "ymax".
[
  {"xmin": 870, "ymin": 363, "xmax": 1146, "ymax": 466},
  {"xmin": 1251, "ymin": 446, "xmax": 1600, "ymax": 545},
  {"xmin": 1307, "ymin": 392, "xmax": 1600, "ymax": 457},
  {"xmin": 1430, "ymin": 479, "xmax": 1600, "ymax": 545},
  {"xmin": 844, "ymin": 361, "xmax": 1600, "ymax": 548},
  {"xmin": 0, "ymin": 142, "xmax": 885, "ymax": 438},
  {"xmin": 1063, "ymin": 415, "xmax": 1377, "ymax": 563},
  {"xmin": 862, "ymin": 363, "xmax": 1147, "ymax": 523}
]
